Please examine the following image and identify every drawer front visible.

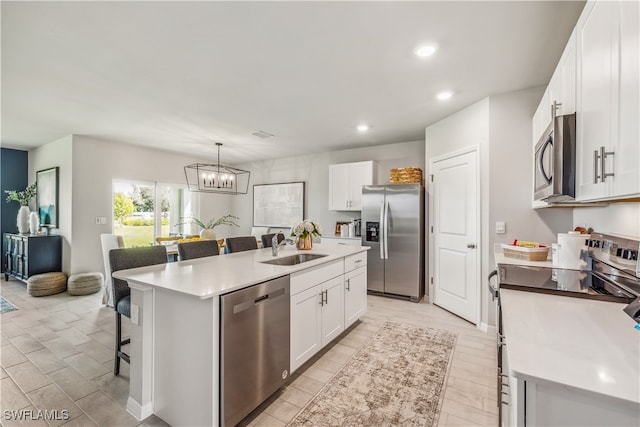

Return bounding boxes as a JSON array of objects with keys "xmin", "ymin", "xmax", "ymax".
[
  {"xmin": 291, "ymin": 259, "xmax": 344, "ymax": 295},
  {"xmin": 344, "ymin": 251, "xmax": 367, "ymax": 273}
]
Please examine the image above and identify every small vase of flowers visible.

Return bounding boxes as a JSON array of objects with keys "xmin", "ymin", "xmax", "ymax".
[
  {"xmin": 290, "ymin": 219, "xmax": 322, "ymax": 250},
  {"xmin": 5, "ymin": 183, "xmax": 37, "ymax": 234}
]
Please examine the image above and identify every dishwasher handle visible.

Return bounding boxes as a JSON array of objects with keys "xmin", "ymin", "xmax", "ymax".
[{"xmin": 233, "ymin": 287, "xmax": 286, "ymax": 314}]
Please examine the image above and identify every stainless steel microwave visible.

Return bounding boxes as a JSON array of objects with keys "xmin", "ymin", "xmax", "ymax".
[{"xmin": 533, "ymin": 113, "xmax": 576, "ymax": 202}]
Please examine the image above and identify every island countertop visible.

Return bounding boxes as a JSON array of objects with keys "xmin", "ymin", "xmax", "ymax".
[{"xmin": 113, "ymin": 243, "xmax": 369, "ymax": 299}]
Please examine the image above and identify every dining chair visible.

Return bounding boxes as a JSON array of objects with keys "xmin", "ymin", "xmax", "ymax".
[
  {"xmin": 261, "ymin": 233, "xmax": 285, "ymax": 248},
  {"xmin": 225, "ymin": 236, "xmax": 259, "ymax": 253},
  {"xmin": 178, "ymin": 240, "xmax": 219, "ymax": 260},
  {"xmin": 100, "ymin": 234, "xmax": 125, "ymax": 307},
  {"xmin": 109, "ymin": 245, "xmax": 167, "ymax": 375}
]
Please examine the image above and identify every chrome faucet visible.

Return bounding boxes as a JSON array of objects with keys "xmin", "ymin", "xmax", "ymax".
[{"xmin": 272, "ymin": 235, "xmax": 293, "ymax": 256}]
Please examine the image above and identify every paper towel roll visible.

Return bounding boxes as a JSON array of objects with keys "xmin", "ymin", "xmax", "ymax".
[{"xmin": 554, "ymin": 233, "xmax": 591, "ymax": 270}]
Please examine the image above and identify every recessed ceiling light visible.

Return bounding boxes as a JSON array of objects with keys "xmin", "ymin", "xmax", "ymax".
[
  {"xmin": 357, "ymin": 124, "xmax": 370, "ymax": 132},
  {"xmin": 436, "ymin": 91, "xmax": 453, "ymax": 101},
  {"xmin": 413, "ymin": 43, "xmax": 438, "ymax": 58}
]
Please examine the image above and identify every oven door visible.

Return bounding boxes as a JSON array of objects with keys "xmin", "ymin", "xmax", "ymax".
[{"xmin": 534, "ymin": 122, "xmax": 554, "ymax": 201}]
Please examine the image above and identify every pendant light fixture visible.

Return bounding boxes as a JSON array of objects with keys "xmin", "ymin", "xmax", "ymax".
[{"xmin": 184, "ymin": 142, "xmax": 250, "ymax": 194}]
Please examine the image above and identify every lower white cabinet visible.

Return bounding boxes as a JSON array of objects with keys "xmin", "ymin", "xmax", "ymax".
[
  {"xmin": 344, "ymin": 266, "xmax": 367, "ymax": 329},
  {"xmin": 320, "ymin": 276, "xmax": 345, "ymax": 345},
  {"xmin": 290, "ymin": 285, "xmax": 322, "ymax": 372},
  {"xmin": 290, "ymin": 277, "xmax": 345, "ymax": 372},
  {"xmin": 290, "ymin": 253, "xmax": 368, "ymax": 373}
]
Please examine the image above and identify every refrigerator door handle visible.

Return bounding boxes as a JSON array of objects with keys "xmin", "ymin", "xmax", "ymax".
[
  {"xmin": 383, "ymin": 200, "xmax": 389, "ymax": 260},
  {"xmin": 379, "ymin": 201, "xmax": 385, "ymax": 259}
]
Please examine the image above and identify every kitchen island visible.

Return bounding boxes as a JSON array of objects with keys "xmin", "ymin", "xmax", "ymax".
[{"xmin": 113, "ymin": 243, "xmax": 369, "ymax": 426}]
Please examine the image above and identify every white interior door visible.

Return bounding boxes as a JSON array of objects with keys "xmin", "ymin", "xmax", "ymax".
[{"xmin": 431, "ymin": 148, "xmax": 479, "ymax": 324}]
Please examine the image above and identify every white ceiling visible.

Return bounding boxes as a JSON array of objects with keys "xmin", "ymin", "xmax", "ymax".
[{"xmin": 1, "ymin": 1, "xmax": 585, "ymax": 163}]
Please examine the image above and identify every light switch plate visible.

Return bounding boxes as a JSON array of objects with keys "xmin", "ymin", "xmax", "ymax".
[
  {"xmin": 496, "ymin": 221, "xmax": 506, "ymax": 234},
  {"xmin": 131, "ymin": 304, "xmax": 139, "ymax": 325}
]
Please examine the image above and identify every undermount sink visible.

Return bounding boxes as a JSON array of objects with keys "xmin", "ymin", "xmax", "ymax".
[{"xmin": 260, "ymin": 253, "xmax": 328, "ymax": 266}]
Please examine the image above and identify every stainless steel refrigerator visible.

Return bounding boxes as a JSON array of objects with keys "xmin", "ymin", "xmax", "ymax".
[{"xmin": 361, "ymin": 184, "xmax": 424, "ymax": 302}]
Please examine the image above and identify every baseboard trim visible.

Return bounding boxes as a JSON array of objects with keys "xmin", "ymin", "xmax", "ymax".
[
  {"xmin": 479, "ymin": 322, "xmax": 496, "ymax": 334},
  {"xmin": 127, "ymin": 397, "xmax": 153, "ymax": 421}
]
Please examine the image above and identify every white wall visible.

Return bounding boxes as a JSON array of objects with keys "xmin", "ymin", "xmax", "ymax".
[
  {"xmin": 30, "ymin": 135, "xmax": 233, "ymax": 275},
  {"xmin": 29, "ymin": 135, "xmax": 74, "ymax": 273},
  {"xmin": 426, "ymin": 89, "xmax": 575, "ymax": 328},
  {"xmin": 573, "ymin": 203, "xmax": 640, "ymax": 239},
  {"xmin": 230, "ymin": 140, "xmax": 425, "ymax": 237}
]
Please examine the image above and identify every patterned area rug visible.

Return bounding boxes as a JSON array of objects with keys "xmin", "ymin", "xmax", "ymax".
[
  {"xmin": 288, "ymin": 322, "xmax": 456, "ymax": 427},
  {"xmin": 0, "ymin": 296, "xmax": 18, "ymax": 314}
]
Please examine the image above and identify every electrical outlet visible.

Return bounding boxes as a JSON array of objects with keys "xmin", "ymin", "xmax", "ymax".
[
  {"xmin": 496, "ymin": 221, "xmax": 506, "ymax": 234},
  {"xmin": 131, "ymin": 304, "xmax": 139, "ymax": 325},
  {"xmin": 95, "ymin": 217, "xmax": 101, "ymax": 225},
  {"xmin": 95, "ymin": 217, "xmax": 107, "ymax": 225}
]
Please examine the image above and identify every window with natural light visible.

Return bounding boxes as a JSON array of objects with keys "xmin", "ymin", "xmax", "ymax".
[{"xmin": 112, "ymin": 180, "xmax": 197, "ymax": 247}]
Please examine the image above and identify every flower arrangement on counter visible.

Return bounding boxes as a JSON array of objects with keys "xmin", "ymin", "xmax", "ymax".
[{"xmin": 290, "ymin": 219, "xmax": 322, "ymax": 240}]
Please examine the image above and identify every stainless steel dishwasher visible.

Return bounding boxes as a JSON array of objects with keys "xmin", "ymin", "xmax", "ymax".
[{"xmin": 220, "ymin": 275, "xmax": 290, "ymax": 426}]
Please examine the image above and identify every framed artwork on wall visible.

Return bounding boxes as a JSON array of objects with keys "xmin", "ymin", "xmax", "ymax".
[
  {"xmin": 36, "ymin": 167, "xmax": 59, "ymax": 228},
  {"xmin": 253, "ymin": 182, "xmax": 305, "ymax": 228}
]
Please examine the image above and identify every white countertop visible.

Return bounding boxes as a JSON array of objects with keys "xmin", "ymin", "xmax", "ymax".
[
  {"xmin": 113, "ymin": 243, "xmax": 369, "ymax": 299},
  {"xmin": 322, "ymin": 235, "xmax": 362, "ymax": 240},
  {"xmin": 501, "ymin": 289, "xmax": 640, "ymax": 405}
]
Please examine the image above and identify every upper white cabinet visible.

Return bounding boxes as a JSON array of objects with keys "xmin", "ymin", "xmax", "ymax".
[
  {"xmin": 575, "ymin": 0, "xmax": 640, "ymax": 201},
  {"xmin": 329, "ymin": 161, "xmax": 374, "ymax": 211},
  {"xmin": 549, "ymin": 28, "xmax": 577, "ymax": 117},
  {"xmin": 532, "ymin": 30, "xmax": 577, "ymax": 146}
]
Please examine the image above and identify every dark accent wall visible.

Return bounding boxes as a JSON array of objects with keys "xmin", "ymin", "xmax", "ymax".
[{"xmin": 1, "ymin": 148, "xmax": 29, "ymax": 272}]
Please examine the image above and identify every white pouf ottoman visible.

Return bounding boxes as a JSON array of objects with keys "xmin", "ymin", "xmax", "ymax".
[
  {"xmin": 27, "ymin": 272, "xmax": 68, "ymax": 297},
  {"xmin": 67, "ymin": 272, "xmax": 104, "ymax": 296}
]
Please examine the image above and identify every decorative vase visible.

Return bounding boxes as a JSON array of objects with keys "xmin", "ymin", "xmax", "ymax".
[
  {"xmin": 200, "ymin": 228, "xmax": 217, "ymax": 240},
  {"xmin": 17, "ymin": 206, "xmax": 30, "ymax": 234},
  {"xmin": 297, "ymin": 235, "xmax": 313, "ymax": 250},
  {"xmin": 29, "ymin": 211, "xmax": 40, "ymax": 234}
]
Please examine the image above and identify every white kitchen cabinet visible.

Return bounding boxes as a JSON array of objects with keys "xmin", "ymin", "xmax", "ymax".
[
  {"xmin": 320, "ymin": 276, "xmax": 345, "ymax": 345},
  {"xmin": 290, "ymin": 276, "xmax": 345, "ymax": 372},
  {"xmin": 576, "ymin": 0, "xmax": 640, "ymax": 201},
  {"xmin": 504, "ymin": 376, "xmax": 639, "ymax": 426},
  {"xmin": 321, "ymin": 236, "xmax": 362, "ymax": 246},
  {"xmin": 548, "ymin": 28, "xmax": 577, "ymax": 117},
  {"xmin": 329, "ymin": 161, "xmax": 374, "ymax": 211},
  {"xmin": 290, "ymin": 285, "xmax": 322, "ymax": 373},
  {"xmin": 532, "ymin": 87, "xmax": 551, "ymax": 146},
  {"xmin": 344, "ymin": 266, "xmax": 367, "ymax": 329},
  {"xmin": 532, "ymin": 29, "xmax": 577, "ymax": 147},
  {"xmin": 290, "ymin": 259, "xmax": 347, "ymax": 372}
]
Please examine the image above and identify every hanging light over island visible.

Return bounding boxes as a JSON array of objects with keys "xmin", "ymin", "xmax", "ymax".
[{"xmin": 184, "ymin": 142, "xmax": 250, "ymax": 194}]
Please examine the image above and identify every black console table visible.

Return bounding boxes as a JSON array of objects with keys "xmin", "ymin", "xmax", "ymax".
[{"xmin": 3, "ymin": 233, "xmax": 62, "ymax": 282}]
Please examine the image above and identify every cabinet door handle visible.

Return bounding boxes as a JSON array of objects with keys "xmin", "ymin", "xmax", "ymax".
[
  {"xmin": 319, "ymin": 292, "xmax": 324, "ymax": 306},
  {"xmin": 594, "ymin": 149, "xmax": 601, "ymax": 183},
  {"xmin": 601, "ymin": 146, "xmax": 615, "ymax": 182},
  {"xmin": 346, "ymin": 279, "xmax": 351, "ymax": 291}
]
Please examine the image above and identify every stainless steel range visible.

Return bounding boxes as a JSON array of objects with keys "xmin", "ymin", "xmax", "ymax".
[
  {"xmin": 496, "ymin": 232, "xmax": 640, "ymax": 306},
  {"xmin": 488, "ymin": 232, "xmax": 640, "ymax": 426}
]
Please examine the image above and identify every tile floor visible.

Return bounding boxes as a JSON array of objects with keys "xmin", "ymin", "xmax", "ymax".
[{"xmin": 1, "ymin": 278, "xmax": 498, "ymax": 426}]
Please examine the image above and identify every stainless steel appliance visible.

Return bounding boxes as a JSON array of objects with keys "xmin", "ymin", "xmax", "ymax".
[
  {"xmin": 533, "ymin": 112, "xmax": 577, "ymax": 202},
  {"xmin": 220, "ymin": 275, "xmax": 290, "ymax": 426},
  {"xmin": 361, "ymin": 183, "xmax": 424, "ymax": 302}
]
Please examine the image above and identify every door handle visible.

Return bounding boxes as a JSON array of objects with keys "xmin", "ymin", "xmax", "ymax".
[
  {"xmin": 346, "ymin": 278, "xmax": 350, "ymax": 291},
  {"xmin": 600, "ymin": 146, "xmax": 615, "ymax": 182},
  {"xmin": 467, "ymin": 243, "xmax": 476, "ymax": 249},
  {"xmin": 383, "ymin": 201, "xmax": 389, "ymax": 260}
]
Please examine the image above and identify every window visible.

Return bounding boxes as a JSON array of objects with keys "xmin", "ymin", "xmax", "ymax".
[{"xmin": 113, "ymin": 180, "xmax": 197, "ymax": 247}]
